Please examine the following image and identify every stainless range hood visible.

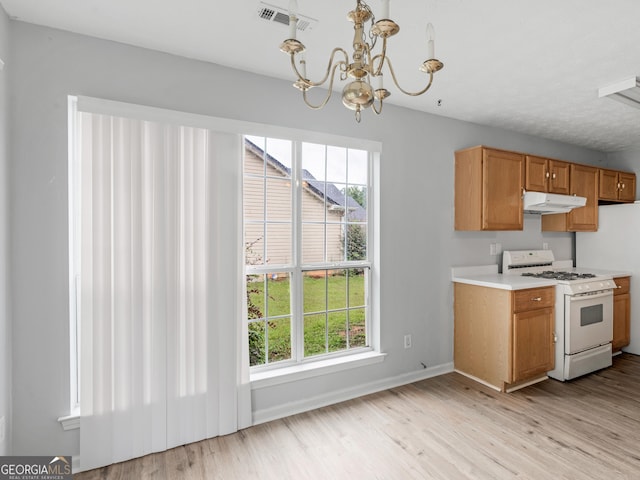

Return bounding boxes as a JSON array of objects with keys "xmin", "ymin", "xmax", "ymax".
[{"xmin": 523, "ymin": 191, "xmax": 587, "ymax": 214}]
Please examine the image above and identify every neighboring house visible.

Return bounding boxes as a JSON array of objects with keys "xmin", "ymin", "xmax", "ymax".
[{"xmin": 243, "ymin": 139, "xmax": 366, "ymax": 267}]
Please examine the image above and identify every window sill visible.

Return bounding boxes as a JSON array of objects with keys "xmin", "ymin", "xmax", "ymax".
[
  {"xmin": 250, "ymin": 350, "xmax": 386, "ymax": 389},
  {"xmin": 58, "ymin": 411, "xmax": 80, "ymax": 431}
]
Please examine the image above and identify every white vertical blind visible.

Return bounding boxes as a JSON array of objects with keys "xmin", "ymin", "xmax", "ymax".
[{"xmin": 75, "ymin": 109, "xmax": 243, "ymax": 471}]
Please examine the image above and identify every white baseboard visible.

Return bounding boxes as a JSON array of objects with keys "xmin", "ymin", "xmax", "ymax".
[{"xmin": 251, "ymin": 361, "xmax": 454, "ymax": 426}]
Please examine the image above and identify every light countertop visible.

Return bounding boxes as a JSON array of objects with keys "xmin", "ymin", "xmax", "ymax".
[{"xmin": 451, "ymin": 265, "xmax": 631, "ymax": 291}]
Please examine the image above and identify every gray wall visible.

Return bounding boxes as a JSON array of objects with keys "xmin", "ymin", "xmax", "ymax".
[
  {"xmin": 8, "ymin": 20, "xmax": 608, "ymax": 456},
  {"xmin": 0, "ymin": 4, "xmax": 10, "ymax": 457},
  {"xmin": 608, "ymin": 148, "xmax": 640, "ymax": 175}
]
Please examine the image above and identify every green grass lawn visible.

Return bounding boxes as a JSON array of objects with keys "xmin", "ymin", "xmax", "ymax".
[{"xmin": 248, "ymin": 271, "xmax": 367, "ymax": 366}]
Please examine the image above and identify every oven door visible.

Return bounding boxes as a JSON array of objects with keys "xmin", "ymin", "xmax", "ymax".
[{"xmin": 564, "ymin": 290, "xmax": 613, "ymax": 354}]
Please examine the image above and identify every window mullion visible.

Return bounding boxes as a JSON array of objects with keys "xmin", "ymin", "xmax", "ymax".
[{"xmin": 293, "ymin": 140, "xmax": 304, "ymax": 363}]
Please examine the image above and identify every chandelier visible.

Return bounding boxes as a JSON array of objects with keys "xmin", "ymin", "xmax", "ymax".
[{"xmin": 280, "ymin": 0, "xmax": 444, "ymax": 122}]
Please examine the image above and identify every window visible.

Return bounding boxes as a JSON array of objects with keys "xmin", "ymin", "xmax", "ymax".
[{"xmin": 243, "ymin": 136, "xmax": 374, "ymax": 369}]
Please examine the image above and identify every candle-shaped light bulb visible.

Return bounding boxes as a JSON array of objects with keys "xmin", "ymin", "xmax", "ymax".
[
  {"xmin": 381, "ymin": 0, "xmax": 390, "ymax": 19},
  {"xmin": 289, "ymin": 0, "xmax": 299, "ymax": 39},
  {"xmin": 376, "ymin": 74, "xmax": 384, "ymax": 91},
  {"xmin": 426, "ymin": 22, "xmax": 435, "ymax": 59}
]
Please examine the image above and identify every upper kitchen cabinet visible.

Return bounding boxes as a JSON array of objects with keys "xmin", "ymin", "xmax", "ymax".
[
  {"xmin": 525, "ymin": 156, "xmax": 570, "ymax": 194},
  {"xmin": 599, "ymin": 168, "xmax": 636, "ymax": 203},
  {"xmin": 542, "ymin": 163, "xmax": 599, "ymax": 232},
  {"xmin": 455, "ymin": 146, "xmax": 524, "ymax": 231}
]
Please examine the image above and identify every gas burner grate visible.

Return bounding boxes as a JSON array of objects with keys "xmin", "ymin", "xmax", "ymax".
[{"xmin": 522, "ymin": 271, "xmax": 597, "ymax": 281}]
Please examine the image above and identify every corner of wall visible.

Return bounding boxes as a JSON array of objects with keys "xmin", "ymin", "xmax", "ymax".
[{"xmin": 0, "ymin": 1, "xmax": 12, "ymax": 457}]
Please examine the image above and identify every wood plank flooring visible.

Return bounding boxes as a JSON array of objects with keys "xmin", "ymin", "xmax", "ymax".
[{"xmin": 75, "ymin": 353, "xmax": 640, "ymax": 479}]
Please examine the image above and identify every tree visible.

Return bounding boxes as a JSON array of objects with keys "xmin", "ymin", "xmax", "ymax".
[{"xmin": 343, "ymin": 186, "xmax": 366, "ymax": 208}]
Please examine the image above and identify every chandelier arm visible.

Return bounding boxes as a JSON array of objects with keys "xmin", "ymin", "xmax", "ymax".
[
  {"xmin": 290, "ymin": 48, "xmax": 350, "ymax": 87},
  {"xmin": 371, "ymin": 37, "xmax": 388, "ymax": 77},
  {"xmin": 384, "ymin": 56, "xmax": 435, "ymax": 96},
  {"xmin": 301, "ymin": 63, "xmax": 343, "ymax": 110}
]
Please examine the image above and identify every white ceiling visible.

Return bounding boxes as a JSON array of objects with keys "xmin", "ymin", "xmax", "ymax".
[{"xmin": 3, "ymin": 0, "xmax": 640, "ymax": 153}]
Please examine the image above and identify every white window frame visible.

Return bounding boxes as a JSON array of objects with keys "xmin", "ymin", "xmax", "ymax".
[{"xmin": 243, "ymin": 136, "xmax": 381, "ymax": 376}]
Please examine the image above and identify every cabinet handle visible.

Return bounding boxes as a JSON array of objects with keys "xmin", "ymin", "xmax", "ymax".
[
  {"xmin": 552, "ymin": 173, "xmax": 556, "ymax": 179},
  {"xmin": 545, "ymin": 171, "xmax": 550, "ymax": 178},
  {"xmin": 617, "ymin": 285, "xmax": 623, "ymax": 289},
  {"xmin": 621, "ymin": 183, "xmax": 626, "ymax": 190},
  {"xmin": 553, "ymin": 333, "xmax": 558, "ymax": 343},
  {"xmin": 531, "ymin": 297, "xmax": 542, "ymax": 302}
]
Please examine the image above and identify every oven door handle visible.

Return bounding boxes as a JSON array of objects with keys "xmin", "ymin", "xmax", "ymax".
[{"xmin": 568, "ymin": 290, "xmax": 614, "ymax": 301}]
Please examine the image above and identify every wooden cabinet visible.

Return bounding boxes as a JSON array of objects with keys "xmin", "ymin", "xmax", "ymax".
[
  {"xmin": 613, "ymin": 276, "xmax": 631, "ymax": 352},
  {"xmin": 542, "ymin": 163, "xmax": 599, "ymax": 232},
  {"xmin": 599, "ymin": 169, "xmax": 636, "ymax": 203},
  {"xmin": 525, "ymin": 156, "xmax": 570, "ymax": 194},
  {"xmin": 455, "ymin": 146, "xmax": 524, "ymax": 231},
  {"xmin": 454, "ymin": 283, "xmax": 555, "ymax": 392}
]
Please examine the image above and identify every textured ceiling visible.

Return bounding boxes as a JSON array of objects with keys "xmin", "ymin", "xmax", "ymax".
[{"xmin": 3, "ymin": 0, "xmax": 640, "ymax": 153}]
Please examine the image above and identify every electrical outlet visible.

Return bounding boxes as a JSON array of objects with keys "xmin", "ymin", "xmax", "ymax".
[
  {"xmin": 543, "ymin": 242, "xmax": 549, "ymax": 250},
  {"xmin": 404, "ymin": 334, "xmax": 412, "ymax": 349},
  {"xmin": 490, "ymin": 243, "xmax": 497, "ymax": 256},
  {"xmin": 0, "ymin": 416, "xmax": 5, "ymax": 442}
]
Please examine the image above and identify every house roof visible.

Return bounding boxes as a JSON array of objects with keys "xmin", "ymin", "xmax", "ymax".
[{"xmin": 245, "ymin": 138, "xmax": 367, "ymax": 222}]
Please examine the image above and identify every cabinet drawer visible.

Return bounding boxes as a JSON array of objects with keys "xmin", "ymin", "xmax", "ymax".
[
  {"xmin": 614, "ymin": 277, "xmax": 630, "ymax": 295},
  {"xmin": 513, "ymin": 287, "xmax": 555, "ymax": 312}
]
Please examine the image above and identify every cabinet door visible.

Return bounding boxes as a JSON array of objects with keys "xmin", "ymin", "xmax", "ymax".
[
  {"xmin": 525, "ymin": 156, "xmax": 548, "ymax": 192},
  {"xmin": 482, "ymin": 149, "xmax": 524, "ymax": 230},
  {"xmin": 613, "ymin": 293, "xmax": 631, "ymax": 352},
  {"xmin": 549, "ymin": 160, "xmax": 570, "ymax": 194},
  {"xmin": 613, "ymin": 277, "xmax": 631, "ymax": 352},
  {"xmin": 599, "ymin": 169, "xmax": 620, "ymax": 201},
  {"xmin": 568, "ymin": 164, "xmax": 598, "ymax": 232},
  {"xmin": 512, "ymin": 307, "xmax": 554, "ymax": 382},
  {"xmin": 618, "ymin": 172, "xmax": 636, "ymax": 202}
]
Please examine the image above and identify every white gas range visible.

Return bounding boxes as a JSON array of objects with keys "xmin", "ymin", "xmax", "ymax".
[{"xmin": 503, "ymin": 250, "xmax": 616, "ymax": 381}]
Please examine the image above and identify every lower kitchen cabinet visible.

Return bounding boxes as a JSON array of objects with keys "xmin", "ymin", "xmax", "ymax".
[
  {"xmin": 613, "ymin": 276, "xmax": 631, "ymax": 352},
  {"xmin": 454, "ymin": 283, "xmax": 555, "ymax": 392}
]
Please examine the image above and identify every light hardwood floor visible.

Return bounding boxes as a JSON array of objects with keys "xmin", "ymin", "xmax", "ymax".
[{"xmin": 76, "ymin": 353, "xmax": 640, "ymax": 479}]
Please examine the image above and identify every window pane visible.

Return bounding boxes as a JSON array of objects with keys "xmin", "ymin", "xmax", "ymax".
[
  {"xmin": 348, "ymin": 308, "xmax": 367, "ymax": 348},
  {"xmin": 303, "ymin": 272, "xmax": 326, "ymax": 314},
  {"xmin": 243, "ymin": 176, "xmax": 264, "ymax": 221},
  {"xmin": 348, "ymin": 270, "xmax": 366, "ymax": 307},
  {"xmin": 302, "ymin": 180, "xmax": 326, "ymax": 222},
  {"xmin": 245, "ymin": 224, "xmax": 265, "ymax": 265},
  {"xmin": 302, "ymin": 223, "xmax": 325, "ymax": 264},
  {"xmin": 326, "ymin": 223, "xmax": 343, "ymax": 263},
  {"xmin": 304, "ymin": 313, "xmax": 327, "ymax": 357},
  {"xmin": 348, "ymin": 149, "xmax": 368, "ymax": 185},
  {"xmin": 266, "ymin": 223, "xmax": 292, "ymax": 265},
  {"xmin": 249, "ymin": 320, "xmax": 266, "ymax": 366},
  {"xmin": 327, "ymin": 272, "xmax": 347, "ymax": 310},
  {"xmin": 247, "ymin": 273, "xmax": 265, "ymax": 316},
  {"xmin": 244, "ymin": 136, "xmax": 266, "ymax": 176},
  {"xmin": 326, "ymin": 146, "xmax": 347, "ymax": 184},
  {"xmin": 267, "ymin": 317, "xmax": 291, "ymax": 363},
  {"xmin": 345, "ymin": 224, "xmax": 367, "ymax": 262},
  {"xmin": 328, "ymin": 311, "xmax": 347, "ymax": 353},
  {"xmin": 302, "ymin": 142, "xmax": 326, "ymax": 182},
  {"xmin": 346, "ymin": 186, "xmax": 367, "ymax": 217},
  {"xmin": 266, "ymin": 177, "xmax": 292, "ymax": 222},
  {"xmin": 267, "ymin": 273, "xmax": 290, "ymax": 316},
  {"xmin": 265, "ymin": 138, "xmax": 292, "ymax": 178}
]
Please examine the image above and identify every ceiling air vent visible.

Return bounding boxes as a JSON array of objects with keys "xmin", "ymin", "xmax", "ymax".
[{"xmin": 257, "ymin": 2, "xmax": 318, "ymax": 32}]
